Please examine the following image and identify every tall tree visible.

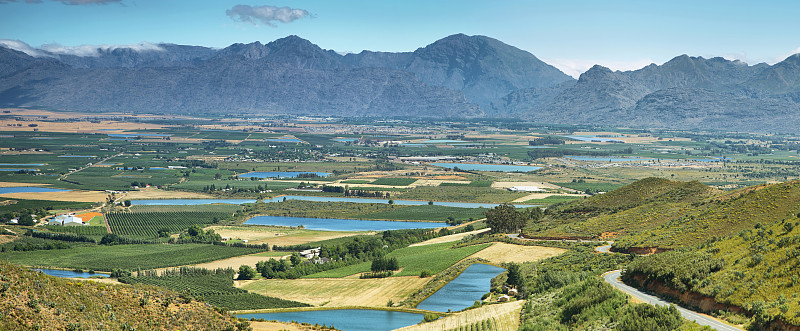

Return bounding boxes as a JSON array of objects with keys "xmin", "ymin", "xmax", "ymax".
[{"xmin": 484, "ymin": 203, "xmax": 525, "ymax": 233}]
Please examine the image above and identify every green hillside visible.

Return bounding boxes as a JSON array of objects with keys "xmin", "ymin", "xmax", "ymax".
[
  {"xmin": 524, "ymin": 178, "xmax": 800, "ymax": 249},
  {"xmin": 0, "ymin": 262, "xmax": 245, "ymax": 331},
  {"xmin": 625, "ymin": 218, "xmax": 800, "ymax": 328}
]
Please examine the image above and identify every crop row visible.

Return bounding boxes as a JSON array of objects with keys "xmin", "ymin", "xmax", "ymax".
[{"xmin": 106, "ymin": 211, "xmax": 231, "ymax": 238}]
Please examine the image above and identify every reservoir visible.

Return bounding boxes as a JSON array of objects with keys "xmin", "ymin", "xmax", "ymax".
[
  {"xmin": 35, "ymin": 269, "xmax": 109, "ymax": 278},
  {"xmin": 416, "ymin": 263, "xmax": 505, "ymax": 312},
  {"xmin": 236, "ymin": 309, "xmax": 424, "ymax": 331},
  {"xmin": 0, "ymin": 187, "xmax": 69, "ymax": 194},
  {"xmin": 238, "ymin": 171, "xmax": 331, "ymax": 179},
  {"xmin": 130, "ymin": 196, "xmax": 535, "ymax": 209},
  {"xmin": 131, "ymin": 199, "xmax": 256, "ymax": 205},
  {"xmin": 430, "ymin": 162, "xmax": 542, "ymax": 172},
  {"xmin": 244, "ymin": 215, "xmax": 443, "ymax": 231}
]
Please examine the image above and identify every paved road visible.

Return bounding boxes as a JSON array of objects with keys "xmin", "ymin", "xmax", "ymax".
[{"xmin": 603, "ymin": 270, "xmax": 741, "ymax": 331}]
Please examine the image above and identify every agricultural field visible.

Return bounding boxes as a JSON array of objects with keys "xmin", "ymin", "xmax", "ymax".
[
  {"xmin": 370, "ymin": 177, "xmax": 418, "ymax": 186},
  {"xmin": 106, "ymin": 210, "xmax": 234, "ymax": 238},
  {"xmin": 396, "ymin": 300, "xmax": 525, "ymax": 331},
  {"xmin": 304, "ymin": 242, "xmax": 491, "ymax": 278},
  {"xmin": 206, "ymin": 225, "xmax": 366, "ymax": 246},
  {"xmin": 2, "ymin": 243, "xmax": 261, "ymax": 271},
  {"xmin": 239, "ymin": 276, "xmax": 429, "ymax": 307},
  {"xmin": 120, "ymin": 268, "xmax": 309, "ymax": 310},
  {"xmin": 469, "ymin": 243, "xmax": 566, "ymax": 264}
]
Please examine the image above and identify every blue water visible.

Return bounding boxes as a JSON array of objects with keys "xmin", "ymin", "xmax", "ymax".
[
  {"xmin": 401, "ymin": 143, "xmax": 426, "ymax": 147},
  {"xmin": 430, "ymin": 162, "xmax": 542, "ymax": 172},
  {"xmin": 34, "ymin": 269, "xmax": 109, "ymax": 278},
  {"xmin": 244, "ymin": 215, "xmax": 443, "ymax": 231},
  {"xmin": 420, "ymin": 139, "xmax": 467, "ymax": 144},
  {"xmin": 131, "ymin": 199, "xmax": 256, "ymax": 205},
  {"xmin": 266, "ymin": 138, "xmax": 303, "ymax": 143},
  {"xmin": 236, "ymin": 309, "xmax": 424, "ymax": 331},
  {"xmin": 333, "ymin": 138, "xmax": 359, "ymax": 142},
  {"xmin": 565, "ymin": 135, "xmax": 624, "ymax": 143},
  {"xmin": 567, "ymin": 156, "xmax": 655, "ymax": 162},
  {"xmin": 238, "ymin": 171, "xmax": 331, "ymax": 179},
  {"xmin": 261, "ymin": 195, "xmax": 536, "ymax": 209},
  {"xmin": 58, "ymin": 155, "xmax": 96, "ymax": 158},
  {"xmin": 0, "ymin": 187, "xmax": 68, "ymax": 194},
  {"xmin": 130, "ymin": 196, "xmax": 535, "ymax": 209},
  {"xmin": 0, "ymin": 168, "xmax": 39, "ymax": 172},
  {"xmin": 149, "ymin": 167, "xmax": 169, "ymax": 170},
  {"xmin": 0, "ymin": 163, "xmax": 45, "ymax": 166},
  {"xmin": 108, "ymin": 133, "xmax": 171, "ymax": 138},
  {"xmin": 417, "ymin": 263, "xmax": 505, "ymax": 312}
]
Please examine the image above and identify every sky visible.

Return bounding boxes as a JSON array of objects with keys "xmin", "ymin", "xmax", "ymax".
[{"xmin": 1, "ymin": 0, "xmax": 799, "ymax": 77}]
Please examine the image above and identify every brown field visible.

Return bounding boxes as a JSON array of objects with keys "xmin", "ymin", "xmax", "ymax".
[
  {"xmin": 120, "ymin": 187, "xmax": 213, "ymax": 200},
  {"xmin": 0, "ymin": 234, "xmax": 16, "ymax": 245},
  {"xmin": 239, "ymin": 276, "xmax": 429, "ymax": 307},
  {"xmin": 207, "ymin": 225, "xmax": 367, "ymax": 247},
  {"xmin": 410, "ymin": 228, "xmax": 491, "ymax": 247},
  {"xmin": 0, "ymin": 190, "xmax": 108, "ymax": 202},
  {"xmin": 470, "ymin": 243, "xmax": 566, "ymax": 264},
  {"xmin": 0, "ymin": 182, "xmax": 48, "ymax": 188},
  {"xmin": 191, "ymin": 251, "xmax": 287, "ymax": 270},
  {"xmin": 490, "ymin": 181, "xmax": 562, "ymax": 190},
  {"xmin": 250, "ymin": 321, "xmax": 311, "ymax": 331},
  {"xmin": 396, "ymin": 300, "xmax": 525, "ymax": 331}
]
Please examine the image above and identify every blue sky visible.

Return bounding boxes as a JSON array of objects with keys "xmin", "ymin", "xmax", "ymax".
[{"xmin": 1, "ymin": 0, "xmax": 799, "ymax": 77}]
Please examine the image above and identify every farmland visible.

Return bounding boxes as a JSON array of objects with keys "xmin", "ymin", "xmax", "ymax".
[
  {"xmin": 2, "ymin": 243, "xmax": 261, "ymax": 271},
  {"xmin": 239, "ymin": 276, "xmax": 429, "ymax": 307},
  {"xmin": 106, "ymin": 211, "xmax": 234, "ymax": 238}
]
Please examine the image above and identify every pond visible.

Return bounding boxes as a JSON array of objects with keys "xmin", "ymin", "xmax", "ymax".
[
  {"xmin": 261, "ymin": 195, "xmax": 536, "ymax": 209},
  {"xmin": 0, "ymin": 168, "xmax": 39, "ymax": 172},
  {"xmin": 235, "ymin": 309, "xmax": 424, "ymax": 331},
  {"xmin": 244, "ymin": 215, "xmax": 443, "ymax": 231},
  {"xmin": 0, "ymin": 163, "xmax": 46, "ymax": 166},
  {"xmin": 238, "ymin": 171, "xmax": 331, "ymax": 179},
  {"xmin": 333, "ymin": 138, "xmax": 359, "ymax": 142},
  {"xmin": 34, "ymin": 268, "xmax": 109, "ymax": 278},
  {"xmin": 0, "ymin": 187, "xmax": 68, "ymax": 194},
  {"xmin": 131, "ymin": 199, "xmax": 256, "ymax": 205},
  {"xmin": 416, "ymin": 263, "xmax": 505, "ymax": 312},
  {"xmin": 566, "ymin": 156, "xmax": 655, "ymax": 162},
  {"xmin": 266, "ymin": 138, "xmax": 303, "ymax": 143},
  {"xmin": 420, "ymin": 139, "xmax": 468, "ymax": 144},
  {"xmin": 564, "ymin": 135, "xmax": 624, "ymax": 143},
  {"xmin": 430, "ymin": 162, "xmax": 542, "ymax": 172}
]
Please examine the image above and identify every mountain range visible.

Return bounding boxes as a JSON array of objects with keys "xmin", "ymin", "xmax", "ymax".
[{"xmin": 1, "ymin": 34, "xmax": 800, "ymax": 132}]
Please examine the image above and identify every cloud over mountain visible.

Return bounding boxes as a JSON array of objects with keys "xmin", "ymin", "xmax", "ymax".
[{"xmin": 226, "ymin": 5, "xmax": 312, "ymax": 27}]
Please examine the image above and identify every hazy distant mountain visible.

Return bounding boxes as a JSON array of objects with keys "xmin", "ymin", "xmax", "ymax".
[
  {"xmin": 2, "ymin": 35, "xmax": 800, "ymax": 131},
  {"xmin": 344, "ymin": 34, "xmax": 574, "ymax": 106}
]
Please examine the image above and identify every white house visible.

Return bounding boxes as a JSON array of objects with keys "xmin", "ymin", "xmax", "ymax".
[
  {"xmin": 300, "ymin": 247, "xmax": 321, "ymax": 259},
  {"xmin": 8, "ymin": 219, "xmax": 18, "ymax": 224},
  {"xmin": 49, "ymin": 215, "xmax": 84, "ymax": 226},
  {"xmin": 507, "ymin": 186, "xmax": 545, "ymax": 192}
]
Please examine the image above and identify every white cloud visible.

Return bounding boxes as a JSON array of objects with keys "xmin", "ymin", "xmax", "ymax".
[
  {"xmin": 0, "ymin": 39, "xmax": 51, "ymax": 57},
  {"xmin": 40, "ymin": 41, "xmax": 164, "ymax": 57},
  {"xmin": 0, "ymin": 39, "xmax": 164, "ymax": 57},
  {"xmin": 544, "ymin": 58, "xmax": 657, "ymax": 78},
  {"xmin": 226, "ymin": 4, "xmax": 311, "ymax": 27},
  {"xmin": 772, "ymin": 47, "xmax": 800, "ymax": 64}
]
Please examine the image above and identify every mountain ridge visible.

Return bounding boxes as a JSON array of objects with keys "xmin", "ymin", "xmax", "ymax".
[{"xmin": 2, "ymin": 35, "xmax": 800, "ymax": 131}]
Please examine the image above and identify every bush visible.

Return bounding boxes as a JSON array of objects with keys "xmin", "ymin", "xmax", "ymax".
[
  {"xmin": 617, "ymin": 304, "xmax": 683, "ymax": 331},
  {"xmin": 237, "ymin": 265, "xmax": 256, "ymax": 280},
  {"xmin": 422, "ymin": 313, "xmax": 439, "ymax": 322},
  {"xmin": 420, "ymin": 270, "xmax": 432, "ymax": 278}
]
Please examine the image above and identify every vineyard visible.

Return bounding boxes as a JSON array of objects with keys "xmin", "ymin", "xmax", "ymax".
[
  {"xmin": 43, "ymin": 225, "xmax": 108, "ymax": 236},
  {"xmin": 120, "ymin": 267, "xmax": 310, "ymax": 310},
  {"xmin": 106, "ymin": 211, "xmax": 232, "ymax": 238}
]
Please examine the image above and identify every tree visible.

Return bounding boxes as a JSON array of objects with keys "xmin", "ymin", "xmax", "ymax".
[
  {"xmin": 484, "ymin": 203, "xmax": 525, "ymax": 233},
  {"xmin": 237, "ymin": 265, "xmax": 256, "ymax": 280},
  {"xmin": 290, "ymin": 253, "xmax": 302, "ymax": 266},
  {"xmin": 19, "ymin": 214, "xmax": 35, "ymax": 226},
  {"xmin": 123, "ymin": 200, "xmax": 132, "ymax": 207},
  {"xmin": 506, "ymin": 263, "xmax": 523, "ymax": 287}
]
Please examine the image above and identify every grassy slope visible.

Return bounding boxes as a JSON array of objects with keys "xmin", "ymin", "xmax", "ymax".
[
  {"xmin": 0, "ymin": 262, "xmax": 238, "ymax": 331},
  {"xmin": 3, "ymin": 244, "xmax": 260, "ymax": 271}
]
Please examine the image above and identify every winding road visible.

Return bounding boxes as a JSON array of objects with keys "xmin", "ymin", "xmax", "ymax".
[
  {"xmin": 603, "ymin": 270, "xmax": 741, "ymax": 331},
  {"xmin": 506, "ymin": 233, "xmax": 740, "ymax": 330}
]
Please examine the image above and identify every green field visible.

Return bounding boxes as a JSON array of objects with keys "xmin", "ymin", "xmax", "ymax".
[
  {"xmin": 3, "ymin": 243, "xmax": 260, "ymax": 271},
  {"xmin": 304, "ymin": 242, "xmax": 490, "ymax": 278},
  {"xmin": 370, "ymin": 177, "xmax": 418, "ymax": 186},
  {"xmin": 522, "ymin": 195, "xmax": 582, "ymax": 205},
  {"xmin": 439, "ymin": 180, "xmax": 493, "ymax": 187},
  {"xmin": 106, "ymin": 211, "xmax": 234, "ymax": 238},
  {"xmin": 120, "ymin": 268, "xmax": 309, "ymax": 310}
]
